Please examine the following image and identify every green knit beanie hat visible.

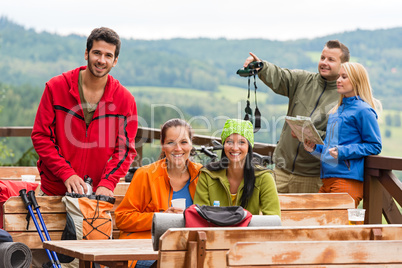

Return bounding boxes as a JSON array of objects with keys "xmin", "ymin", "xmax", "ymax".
[{"xmin": 221, "ymin": 119, "xmax": 254, "ymax": 147}]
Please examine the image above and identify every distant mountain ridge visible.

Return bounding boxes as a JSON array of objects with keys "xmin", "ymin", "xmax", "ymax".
[{"xmin": 1, "ymin": 17, "xmax": 402, "ymax": 108}]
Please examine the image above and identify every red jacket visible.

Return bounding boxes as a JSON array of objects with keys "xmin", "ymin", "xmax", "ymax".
[{"xmin": 32, "ymin": 66, "xmax": 137, "ymax": 195}]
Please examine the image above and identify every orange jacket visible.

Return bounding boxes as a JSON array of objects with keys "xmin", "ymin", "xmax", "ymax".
[{"xmin": 115, "ymin": 158, "xmax": 202, "ymax": 239}]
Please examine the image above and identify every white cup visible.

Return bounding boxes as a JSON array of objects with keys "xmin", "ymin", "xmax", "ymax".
[
  {"xmin": 21, "ymin": 175, "xmax": 36, "ymax": 183},
  {"xmin": 171, "ymin": 198, "xmax": 186, "ymax": 210}
]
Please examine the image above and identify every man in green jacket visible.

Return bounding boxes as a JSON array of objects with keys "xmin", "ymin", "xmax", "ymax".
[{"xmin": 243, "ymin": 40, "xmax": 350, "ymax": 193}]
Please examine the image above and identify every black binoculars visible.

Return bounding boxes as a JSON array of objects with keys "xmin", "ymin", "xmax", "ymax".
[{"xmin": 236, "ymin": 61, "xmax": 263, "ymax": 77}]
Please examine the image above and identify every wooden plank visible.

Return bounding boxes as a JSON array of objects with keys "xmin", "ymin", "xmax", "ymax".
[
  {"xmin": 229, "ymin": 265, "xmax": 402, "ymax": 268},
  {"xmin": 364, "ymin": 175, "xmax": 384, "ymax": 224},
  {"xmin": 4, "ymin": 213, "xmax": 119, "ymax": 231},
  {"xmin": 227, "ymin": 240, "xmax": 402, "ymax": 266},
  {"xmin": 158, "ymin": 250, "xmax": 227, "ymax": 268},
  {"xmin": 378, "ymin": 170, "xmax": 402, "ymax": 206},
  {"xmin": 0, "ymin": 166, "xmax": 40, "ymax": 179},
  {"xmin": 4, "ymin": 213, "xmax": 67, "ymax": 231},
  {"xmin": 4, "ymin": 192, "xmax": 354, "ymax": 214},
  {"xmin": 3, "ymin": 195, "xmax": 124, "ymax": 213},
  {"xmin": 43, "ymin": 239, "xmax": 157, "ymax": 262},
  {"xmin": 8, "ymin": 231, "xmax": 121, "ymax": 249},
  {"xmin": 382, "ymin": 188, "xmax": 402, "ymax": 224},
  {"xmin": 281, "ymin": 210, "xmax": 349, "ymax": 226},
  {"xmin": 278, "ymin": 193, "xmax": 354, "ymax": 210},
  {"xmin": 0, "ymin": 127, "xmax": 32, "ymax": 137},
  {"xmin": 3, "ymin": 196, "xmax": 65, "ymax": 213},
  {"xmin": 159, "ymin": 225, "xmax": 402, "ymax": 251},
  {"xmin": 114, "ymin": 183, "xmax": 130, "ymax": 196}
]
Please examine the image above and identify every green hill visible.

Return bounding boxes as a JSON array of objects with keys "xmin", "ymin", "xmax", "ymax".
[{"xmin": 1, "ymin": 17, "xmax": 402, "ymax": 164}]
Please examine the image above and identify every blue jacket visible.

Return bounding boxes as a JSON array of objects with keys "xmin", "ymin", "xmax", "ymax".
[{"xmin": 311, "ymin": 96, "xmax": 382, "ymax": 181}]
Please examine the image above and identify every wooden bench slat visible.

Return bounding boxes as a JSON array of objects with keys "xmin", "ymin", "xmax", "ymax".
[
  {"xmin": 227, "ymin": 240, "xmax": 402, "ymax": 266},
  {"xmin": 4, "ymin": 193, "xmax": 354, "ymax": 214},
  {"xmin": 0, "ymin": 166, "xmax": 40, "ymax": 180},
  {"xmin": 281, "ymin": 210, "xmax": 349, "ymax": 225},
  {"xmin": 3, "ymin": 196, "xmax": 124, "ymax": 213},
  {"xmin": 5, "ymin": 213, "xmax": 119, "ymax": 231},
  {"xmin": 8, "ymin": 231, "xmax": 121, "ymax": 249},
  {"xmin": 159, "ymin": 225, "xmax": 402, "ymax": 251},
  {"xmin": 158, "ymin": 250, "xmax": 228, "ymax": 268},
  {"xmin": 279, "ymin": 193, "xmax": 355, "ymax": 210},
  {"xmin": 227, "ymin": 265, "xmax": 402, "ymax": 268}
]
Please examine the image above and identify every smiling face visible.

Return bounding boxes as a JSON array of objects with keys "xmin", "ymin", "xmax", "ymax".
[
  {"xmin": 318, "ymin": 47, "xmax": 343, "ymax": 81},
  {"xmin": 224, "ymin": 133, "xmax": 249, "ymax": 167},
  {"xmin": 162, "ymin": 126, "xmax": 193, "ymax": 169},
  {"xmin": 85, "ymin": 40, "xmax": 118, "ymax": 78},
  {"xmin": 337, "ymin": 66, "xmax": 356, "ymax": 97}
]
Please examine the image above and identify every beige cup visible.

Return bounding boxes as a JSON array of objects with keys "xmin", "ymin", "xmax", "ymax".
[
  {"xmin": 171, "ymin": 198, "xmax": 186, "ymax": 210},
  {"xmin": 21, "ymin": 175, "xmax": 36, "ymax": 183},
  {"xmin": 348, "ymin": 208, "xmax": 365, "ymax": 225}
]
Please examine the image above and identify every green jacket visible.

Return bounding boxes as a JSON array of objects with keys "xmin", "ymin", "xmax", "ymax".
[
  {"xmin": 193, "ymin": 167, "xmax": 281, "ymax": 216},
  {"xmin": 258, "ymin": 61, "xmax": 339, "ymax": 176}
]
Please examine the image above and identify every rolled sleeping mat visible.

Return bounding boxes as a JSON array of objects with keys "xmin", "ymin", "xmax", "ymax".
[
  {"xmin": 151, "ymin": 213, "xmax": 281, "ymax": 251},
  {"xmin": 248, "ymin": 215, "xmax": 282, "ymax": 227},
  {"xmin": 152, "ymin": 213, "xmax": 184, "ymax": 251},
  {"xmin": 0, "ymin": 242, "xmax": 32, "ymax": 268}
]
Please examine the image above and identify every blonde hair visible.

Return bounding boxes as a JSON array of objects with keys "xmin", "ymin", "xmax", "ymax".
[{"xmin": 331, "ymin": 62, "xmax": 382, "ymax": 115}]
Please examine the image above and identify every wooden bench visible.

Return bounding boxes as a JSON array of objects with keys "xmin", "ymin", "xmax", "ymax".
[
  {"xmin": 158, "ymin": 225, "xmax": 402, "ymax": 267},
  {"xmin": 227, "ymin": 240, "xmax": 402, "ymax": 267},
  {"xmin": 2, "ymin": 193, "xmax": 354, "ymax": 250},
  {"xmin": 0, "ymin": 166, "xmax": 40, "ymax": 181},
  {"xmin": 2, "ymin": 195, "xmax": 125, "ymax": 249}
]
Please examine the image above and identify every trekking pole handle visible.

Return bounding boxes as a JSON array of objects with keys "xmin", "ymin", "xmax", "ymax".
[
  {"xmin": 28, "ymin": 190, "xmax": 40, "ymax": 210},
  {"xmin": 19, "ymin": 189, "xmax": 31, "ymax": 209}
]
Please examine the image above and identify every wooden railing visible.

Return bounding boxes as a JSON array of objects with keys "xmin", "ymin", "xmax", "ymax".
[{"xmin": 1, "ymin": 126, "xmax": 401, "ymax": 224}]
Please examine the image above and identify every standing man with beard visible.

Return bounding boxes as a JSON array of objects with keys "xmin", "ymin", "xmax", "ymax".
[
  {"xmin": 243, "ymin": 40, "xmax": 349, "ymax": 193},
  {"xmin": 32, "ymin": 27, "xmax": 137, "ymax": 198}
]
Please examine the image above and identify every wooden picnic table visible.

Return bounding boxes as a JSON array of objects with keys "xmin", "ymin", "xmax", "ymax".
[{"xmin": 42, "ymin": 239, "xmax": 157, "ymax": 268}]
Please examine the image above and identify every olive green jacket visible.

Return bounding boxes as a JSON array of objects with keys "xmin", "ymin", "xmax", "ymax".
[
  {"xmin": 258, "ymin": 61, "xmax": 339, "ymax": 176},
  {"xmin": 193, "ymin": 167, "xmax": 281, "ymax": 216}
]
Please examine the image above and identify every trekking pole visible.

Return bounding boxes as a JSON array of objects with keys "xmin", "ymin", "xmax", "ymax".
[
  {"xmin": 28, "ymin": 190, "xmax": 62, "ymax": 268},
  {"xmin": 19, "ymin": 189, "xmax": 58, "ymax": 268}
]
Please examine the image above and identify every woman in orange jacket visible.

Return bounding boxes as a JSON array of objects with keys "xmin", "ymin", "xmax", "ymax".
[{"xmin": 115, "ymin": 118, "xmax": 202, "ymax": 267}]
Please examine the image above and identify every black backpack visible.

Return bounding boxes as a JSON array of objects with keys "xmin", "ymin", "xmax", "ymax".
[{"xmin": 184, "ymin": 204, "xmax": 252, "ymax": 227}]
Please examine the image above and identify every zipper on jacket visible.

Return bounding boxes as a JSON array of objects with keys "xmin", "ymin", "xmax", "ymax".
[
  {"xmin": 291, "ymin": 82, "xmax": 328, "ymax": 173},
  {"xmin": 344, "ymin": 160, "xmax": 351, "ymax": 170}
]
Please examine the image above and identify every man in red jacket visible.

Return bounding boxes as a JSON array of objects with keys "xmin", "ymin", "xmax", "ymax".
[{"xmin": 31, "ymin": 27, "xmax": 137, "ymax": 197}]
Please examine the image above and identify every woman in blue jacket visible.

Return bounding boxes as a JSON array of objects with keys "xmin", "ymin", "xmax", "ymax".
[{"xmin": 304, "ymin": 62, "xmax": 382, "ymax": 207}]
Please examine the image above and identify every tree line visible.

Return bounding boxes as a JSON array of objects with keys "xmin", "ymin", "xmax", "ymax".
[{"xmin": 1, "ymin": 17, "xmax": 402, "ymax": 108}]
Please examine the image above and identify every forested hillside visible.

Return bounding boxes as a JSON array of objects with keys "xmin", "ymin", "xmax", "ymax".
[
  {"xmin": 1, "ymin": 17, "xmax": 402, "ymax": 107},
  {"xmin": 1, "ymin": 17, "xmax": 402, "ymax": 164}
]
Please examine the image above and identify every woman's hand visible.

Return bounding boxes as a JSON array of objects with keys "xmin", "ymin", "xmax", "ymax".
[
  {"xmin": 303, "ymin": 139, "xmax": 316, "ymax": 152},
  {"xmin": 329, "ymin": 147, "xmax": 338, "ymax": 159},
  {"xmin": 164, "ymin": 207, "xmax": 184, "ymax": 214}
]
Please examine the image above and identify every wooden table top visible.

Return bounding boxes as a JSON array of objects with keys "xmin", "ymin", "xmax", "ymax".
[{"xmin": 43, "ymin": 239, "xmax": 158, "ymax": 262}]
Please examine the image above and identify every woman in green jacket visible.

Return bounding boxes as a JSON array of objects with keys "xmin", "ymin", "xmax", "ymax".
[{"xmin": 194, "ymin": 119, "xmax": 280, "ymax": 216}]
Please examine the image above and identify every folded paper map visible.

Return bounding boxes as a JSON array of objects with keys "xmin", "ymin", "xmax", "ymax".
[{"xmin": 285, "ymin": 116, "xmax": 324, "ymax": 145}]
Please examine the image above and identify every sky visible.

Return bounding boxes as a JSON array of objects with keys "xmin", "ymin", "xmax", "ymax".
[{"xmin": 1, "ymin": 0, "xmax": 402, "ymax": 40}]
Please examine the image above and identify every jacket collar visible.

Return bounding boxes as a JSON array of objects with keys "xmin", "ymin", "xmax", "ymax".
[
  {"xmin": 318, "ymin": 74, "xmax": 338, "ymax": 88},
  {"xmin": 342, "ymin": 95, "xmax": 361, "ymax": 105},
  {"xmin": 161, "ymin": 158, "xmax": 201, "ymax": 185},
  {"xmin": 67, "ymin": 66, "xmax": 117, "ymax": 104}
]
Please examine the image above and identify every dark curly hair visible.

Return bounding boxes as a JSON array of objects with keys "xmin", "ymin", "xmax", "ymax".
[{"xmin": 87, "ymin": 27, "xmax": 121, "ymax": 58}]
